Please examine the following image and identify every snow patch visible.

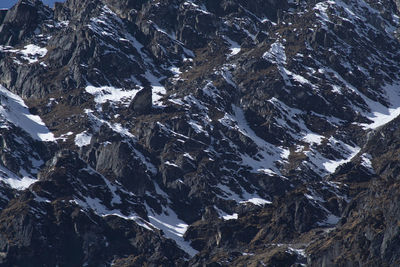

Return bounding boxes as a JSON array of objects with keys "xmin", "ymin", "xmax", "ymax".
[
  {"xmin": 222, "ymin": 213, "xmax": 238, "ymax": 220},
  {"xmin": 240, "ymin": 197, "xmax": 272, "ymax": 206},
  {"xmin": 85, "ymin": 109, "xmax": 135, "ymax": 138},
  {"xmin": 303, "ymin": 133, "xmax": 324, "ymax": 145},
  {"xmin": 322, "ymin": 141, "xmax": 360, "ymax": 173},
  {"xmin": 224, "ymin": 36, "xmax": 241, "ymax": 56},
  {"xmin": 361, "ymin": 83, "xmax": 400, "ymax": 129},
  {"xmin": 0, "ymin": 165, "xmax": 37, "ymax": 190},
  {"xmin": 0, "ymin": 86, "xmax": 55, "ymax": 142},
  {"xmin": 146, "ymin": 204, "xmax": 198, "ymax": 257},
  {"xmin": 0, "ymin": 44, "xmax": 47, "ymax": 64},
  {"xmin": 85, "ymin": 85, "xmax": 140, "ymax": 107},
  {"xmin": 216, "ymin": 183, "xmax": 272, "ymax": 208},
  {"xmin": 19, "ymin": 44, "xmax": 48, "ymax": 63},
  {"xmin": 318, "ymin": 213, "xmax": 340, "ymax": 226},
  {"xmin": 75, "ymin": 131, "xmax": 93, "ymax": 147},
  {"xmin": 145, "ymin": 71, "xmax": 167, "ymax": 106},
  {"xmin": 219, "ymin": 104, "xmax": 289, "ymax": 175},
  {"xmin": 263, "ymin": 41, "xmax": 286, "ymax": 65},
  {"xmin": 74, "ymin": 197, "xmax": 154, "ymax": 232},
  {"xmin": 360, "ymin": 153, "xmax": 374, "ymax": 173}
]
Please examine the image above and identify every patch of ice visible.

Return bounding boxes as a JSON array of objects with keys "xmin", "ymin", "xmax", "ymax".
[
  {"xmin": 331, "ymin": 85, "xmax": 342, "ymax": 94},
  {"xmin": 314, "ymin": 1, "xmax": 331, "ymax": 24},
  {"xmin": 184, "ymin": 1, "xmax": 211, "ymax": 14},
  {"xmin": 170, "ymin": 66, "xmax": 182, "ymax": 75},
  {"xmin": 314, "ymin": 61, "xmax": 400, "ymax": 131},
  {"xmin": 55, "ymin": 131, "xmax": 73, "ymax": 142},
  {"xmin": 83, "ymin": 166, "xmax": 123, "ymax": 206},
  {"xmin": 220, "ymin": 65, "xmax": 237, "ymax": 88},
  {"xmin": 214, "ymin": 205, "xmax": 239, "ymax": 221},
  {"xmin": 169, "ymin": 98, "xmax": 186, "ymax": 106},
  {"xmin": 201, "ymin": 81, "xmax": 221, "ymax": 101},
  {"xmin": 283, "ymin": 67, "xmax": 315, "ymax": 88},
  {"xmin": 263, "ymin": 41, "xmax": 311, "ymax": 88},
  {"xmin": 33, "ymin": 193, "xmax": 51, "ymax": 203},
  {"xmin": 258, "ymin": 168, "xmax": 277, "ymax": 175}
]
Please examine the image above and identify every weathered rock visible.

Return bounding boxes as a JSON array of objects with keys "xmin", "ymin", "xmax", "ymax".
[
  {"xmin": 129, "ymin": 87, "xmax": 152, "ymax": 114},
  {"xmin": 0, "ymin": 0, "xmax": 48, "ymax": 45}
]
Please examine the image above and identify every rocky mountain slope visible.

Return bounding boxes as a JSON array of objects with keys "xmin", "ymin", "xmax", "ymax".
[{"xmin": 0, "ymin": 0, "xmax": 400, "ymax": 266}]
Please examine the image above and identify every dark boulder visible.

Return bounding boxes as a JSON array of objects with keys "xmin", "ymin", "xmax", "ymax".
[{"xmin": 129, "ymin": 87, "xmax": 152, "ymax": 114}]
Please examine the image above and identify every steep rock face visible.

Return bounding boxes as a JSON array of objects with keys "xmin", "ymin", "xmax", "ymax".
[
  {"xmin": 307, "ymin": 182, "xmax": 400, "ymax": 267},
  {"xmin": 81, "ymin": 127, "xmax": 155, "ymax": 196},
  {"xmin": 0, "ymin": 0, "xmax": 398, "ymax": 265},
  {"xmin": 0, "ymin": 149, "xmax": 187, "ymax": 266},
  {"xmin": 307, "ymin": 116, "xmax": 400, "ymax": 266},
  {"xmin": 0, "ymin": 0, "xmax": 52, "ymax": 46}
]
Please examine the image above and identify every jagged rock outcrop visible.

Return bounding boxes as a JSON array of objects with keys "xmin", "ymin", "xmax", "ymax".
[
  {"xmin": 129, "ymin": 87, "xmax": 152, "ymax": 114},
  {"xmin": 0, "ymin": 0, "xmax": 51, "ymax": 45}
]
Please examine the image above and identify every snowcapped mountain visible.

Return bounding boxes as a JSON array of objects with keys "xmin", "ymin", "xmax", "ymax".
[{"xmin": 0, "ymin": 0, "xmax": 399, "ymax": 266}]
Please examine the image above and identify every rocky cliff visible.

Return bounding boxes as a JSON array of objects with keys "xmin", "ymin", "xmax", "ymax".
[{"xmin": 0, "ymin": 0, "xmax": 399, "ymax": 266}]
